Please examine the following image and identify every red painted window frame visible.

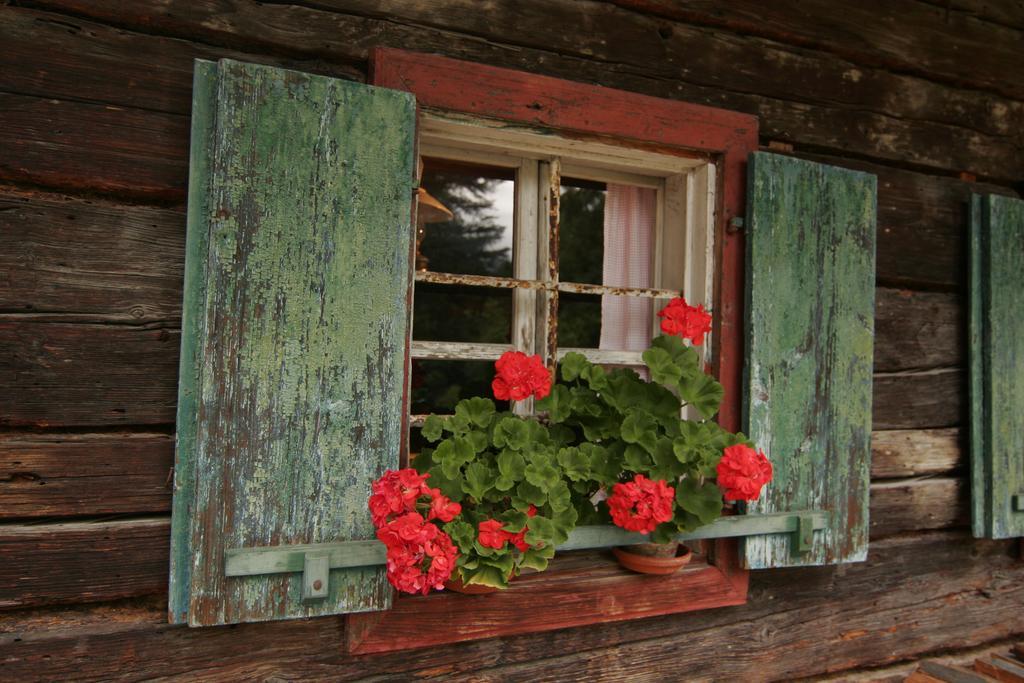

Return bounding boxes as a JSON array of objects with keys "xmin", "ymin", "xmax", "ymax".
[{"xmin": 345, "ymin": 48, "xmax": 759, "ymax": 655}]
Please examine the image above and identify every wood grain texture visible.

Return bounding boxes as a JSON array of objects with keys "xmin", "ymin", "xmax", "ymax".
[
  {"xmin": 0, "ymin": 519, "xmax": 170, "ymax": 610},
  {"xmin": 874, "ymin": 288, "xmax": 962, "ymax": 372},
  {"xmin": 0, "ymin": 188, "xmax": 185, "ymax": 323},
  {"xmin": 970, "ymin": 194, "xmax": 1024, "ymax": 539},
  {"xmin": 871, "ymin": 428, "xmax": 963, "ymax": 479},
  {"xmin": 0, "ymin": 322, "xmax": 181, "ymax": 428},
  {"xmin": 607, "ymin": 0, "xmax": 1024, "ymax": 101},
  {"xmin": 870, "ymin": 478, "xmax": 969, "ymax": 539},
  {"xmin": 743, "ymin": 152, "xmax": 876, "ymax": 568},
  {"xmin": 0, "ymin": 433, "xmax": 173, "ymax": 519},
  {"xmin": 171, "ymin": 59, "xmax": 416, "ymax": 626},
  {"xmin": 18, "ymin": 1, "xmax": 1024, "ymax": 180},
  {"xmin": 0, "ymin": 92, "xmax": 187, "ymax": 201},
  {"xmin": 873, "ymin": 369, "xmax": 965, "ymax": 430},
  {"xmin": 0, "ymin": 532, "xmax": 1020, "ymax": 681}
]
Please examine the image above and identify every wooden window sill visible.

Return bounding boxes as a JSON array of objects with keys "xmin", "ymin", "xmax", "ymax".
[{"xmin": 344, "ymin": 541, "xmax": 748, "ymax": 654}]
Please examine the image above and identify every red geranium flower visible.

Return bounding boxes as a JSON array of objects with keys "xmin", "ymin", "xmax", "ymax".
[
  {"xmin": 477, "ymin": 519, "xmax": 508, "ymax": 549},
  {"xmin": 368, "ymin": 468, "xmax": 432, "ymax": 528},
  {"xmin": 492, "ymin": 351, "xmax": 551, "ymax": 401},
  {"xmin": 507, "ymin": 505, "xmax": 539, "ymax": 552},
  {"xmin": 657, "ymin": 297, "xmax": 712, "ymax": 345},
  {"xmin": 607, "ymin": 474, "xmax": 675, "ymax": 533},
  {"xmin": 427, "ymin": 487, "xmax": 462, "ymax": 523},
  {"xmin": 376, "ymin": 512, "xmax": 459, "ymax": 595},
  {"xmin": 716, "ymin": 444, "xmax": 773, "ymax": 501}
]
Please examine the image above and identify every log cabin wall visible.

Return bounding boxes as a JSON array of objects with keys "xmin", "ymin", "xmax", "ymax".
[{"xmin": 1, "ymin": 1, "xmax": 1022, "ymax": 679}]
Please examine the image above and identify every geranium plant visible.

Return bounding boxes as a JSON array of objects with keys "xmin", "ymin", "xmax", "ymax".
[{"xmin": 369, "ymin": 297, "xmax": 773, "ymax": 594}]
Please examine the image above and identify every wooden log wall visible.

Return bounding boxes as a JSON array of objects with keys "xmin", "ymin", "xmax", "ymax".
[{"xmin": 1, "ymin": 1, "xmax": 1021, "ymax": 679}]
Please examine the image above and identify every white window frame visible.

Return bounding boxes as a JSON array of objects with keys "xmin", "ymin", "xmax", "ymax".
[{"xmin": 411, "ymin": 112, "xmax": 716, "ymax": 420}]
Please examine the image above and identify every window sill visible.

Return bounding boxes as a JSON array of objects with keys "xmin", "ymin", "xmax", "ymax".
[{"xmin": 344, "ymin": 541, "xmax": 747, "ymax": 654}]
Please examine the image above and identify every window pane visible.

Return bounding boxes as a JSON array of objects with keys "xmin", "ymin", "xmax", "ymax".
[
  {"xmin": 419, "ymin": 158, "xmax": 514, "ymax": 278},
  {"xmin": 559, "ymin": 178, "xmax": 605, "ymax": 285},
  {"xmin": 413, "ymin": 282, "xmax": 512, "ymax": 343},
  {"xmin": 410, "ymin": 359, "xmax": 508, "ymax": 415},
  {"xmin": 558, "ymin": 293, "xmax": 601, "ymax": 348}
]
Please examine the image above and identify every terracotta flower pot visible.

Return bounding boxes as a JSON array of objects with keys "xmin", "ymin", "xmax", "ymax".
[{"xmin": 612, "ymin": 542, "xmax": 692, "ymax": 575}]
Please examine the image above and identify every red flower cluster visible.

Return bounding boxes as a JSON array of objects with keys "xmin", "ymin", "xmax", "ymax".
[
  {"xmin": 477, "ymin": 505, "xmax": 537, "ymax": 552},
  {"xmin": 492, "ymin": 351, "xmax": 551, "ymax": 401},
  {"xmin": 657, "ymin": 297, "xmax": 712, "ymax": 345},
  {"xmin": 607, "ymin": 474, "xmax": 675, "ymax": 533},
  {"xmin": 369, "ymin": 469, "xmax": 462, "ymax": 594},
  {"xmin": 368, "ymin": 468, "xmax": 460, "ymax": 527},
  {"xmin": 716, "ymin": 444, "xmax": 773, "ymax": 501},
  {"xmin": 376, "ymin": 512, "xmax": 459, "ymax": 595}
]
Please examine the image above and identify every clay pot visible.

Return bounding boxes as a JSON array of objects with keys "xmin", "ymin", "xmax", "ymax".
[{"xmin": 612, "ymin": 542, "xmax": 692, "ymax": 575}]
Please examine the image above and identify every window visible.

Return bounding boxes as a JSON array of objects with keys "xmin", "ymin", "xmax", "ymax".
[
  {"xmin": 409, "ymin": 115, "xmax": 717, "ymax": 432},
  {"xmin": 170, "ymin": 51, "xmax": 876, "ymax": 652}
]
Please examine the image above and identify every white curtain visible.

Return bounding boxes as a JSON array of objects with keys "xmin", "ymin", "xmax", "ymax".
[{"xmin": 599, "ymin": 184, "xmax": 656, "ymax": 351}]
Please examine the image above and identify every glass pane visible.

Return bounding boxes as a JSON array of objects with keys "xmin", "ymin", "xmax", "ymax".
[
  {"xmin": 558, "ymin": 293, "xmax": 601, "ymax": 348},
  {"xmin": 559, "ymin": 178, "xmax": 605, "ymax": 285},
  {"xmin": 419, "ymin": 158, "xmax": 514, "ymax": 278},
  {"xmin": 410, "ymin": 359, "xmax": 508, "ymax": 415},
  {"xmin": 413, "ymin": 282, "xmax": 512, "ymax": 343}
]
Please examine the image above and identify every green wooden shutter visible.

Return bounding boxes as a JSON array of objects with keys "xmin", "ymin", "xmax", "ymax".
[
  {"xmin": 970, "ymin": 194, "xmax": 1024, "ymax": 540},
  {"xmin": 169, "ymin": 59, "xmax": 416, "ymax": 626},
  {"xmin": 742, "ymin": 152, "xmax": 877, "ymax": 569}
]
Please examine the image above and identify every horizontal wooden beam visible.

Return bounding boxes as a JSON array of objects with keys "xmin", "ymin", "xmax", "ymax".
[{"xmin": 0, "ymin": 531, "xmax": 1020, "ymax": 680}]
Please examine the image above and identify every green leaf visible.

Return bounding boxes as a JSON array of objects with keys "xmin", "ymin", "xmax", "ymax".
[
  {"xmin": 621, "ymin": 411, "xmax": 658, "ymax": 453},
  {"xmin": 525, "ymin": 459, "xmax": 561, "ymax": 493},
  {"xmin": 462, "ymin": 462, "xmax": 496, "ymax": 500},
  {"xmin": 557, "ymin": 447, "xmax": 591, "ymax": 481},
  {"xmin": 581, "ymin": 363, "xmax": 609, "ymax": 392},
  {"xmin": 493, "ymin": 417, "xmax": 531, "ymax": 450},
  {"xmin": 624, "ymin": 443, "xmax": 653, "ymax": 472},
  {"xmin": 643, "ymin": 347, "xmax": 682, "ymax": 387},
  {"xmin": 559, "ymin": 352, "xmax": 589, "ymax": 381},
  {"xmin": 427, "ymin": 465, "xmax": 464, "ymax": 501},
  {"xmin": 537, "ymin": 384, "xmax": 572, "ymax": 423},
  {"xmin": 588, "ymin": 442, "xmax": 624, "ymax": 485},
  {"xmin": 650, "ymin": 437, "xmax": 682, "ymax": 481},
  {"xmin": 523, "ymin": 514, "xmax": 556, "ymax": 546},
  {"xmin": 547, "ymin": 423, "xmax": 576, "ymax": 446},
  {"xmin": 678, "ymin": 372, "xmax": 724, "ymax": 419},
  {"xmin": 520, "ymin": 544, "xmax": 556, "ymax": 571},
  {"xmin": 455, "ymin": 397, "xmax": 496, "ymax": 428},
  {"xmin": 443, "ymin": 519, "xmax": 476, "ymax": 552},
  {"xmin": 497, "ymin": 449, "xmax": 526, "ymax": 479},
  {"xmin": 513, "ymin": 481, "xmax": 548, "ymax": 508},
  {"xmin": 437, "ymin": 437, "xmax": 476, "ymax": 479},
  {"xmin": 463, "ymin": 565, "xmax": 509, "ymax": 589},
  {"xmin": 569, "ymin": 387, "xmax": 603, "ymax": 417},
  {"xmin": 421, "ymin": 414, "xmax": 445, "ymax": 442},
  {"xmin": 547, "ymin": 480, "xmax": 572, "ymax": 512},
  {"xmin": 676, "ymin": 476, "xmax": 723, "ymax": 526}
]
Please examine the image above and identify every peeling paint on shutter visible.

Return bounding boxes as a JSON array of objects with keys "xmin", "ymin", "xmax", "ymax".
[
  {"xmin": 169, "ymin": 59, "xmax": 416, "ymax": 625},
  {"xmin": 970, "ymin": 194, "xmax": 1024, "ymax": 540},
  {"xmin": 742, "ymin": 152, "xmax": 876, "ymax": 569}
]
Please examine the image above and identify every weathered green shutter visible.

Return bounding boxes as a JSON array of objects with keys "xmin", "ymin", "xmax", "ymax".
[
  {"xmin": 742, "ymin": 152, "xmax": 877, "ymax": 569},
  {"xmin": 970, "ymin": 194, "xmax": 1024, "ymax": 540},
  {"xmin": 169, "ymin": 59, "xmax": 416, "ymax": 626}
]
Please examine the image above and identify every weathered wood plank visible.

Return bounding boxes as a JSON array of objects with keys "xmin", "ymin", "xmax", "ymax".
[
  {"xmin": 172, "ymin": 60, "xmax": 416, "ymax": 626},
  {"xmin": 0, "ymin": 519, "xmax": 170, "ymax": 610},
  {"xmin": 871, "ymin": 428, "xmax": 963, "ymax": 479},
  {"xmin": 0, "ymin": 322, "xmax": 180, "ymax": 428},
  {"xmin": 0, "ymin": 531, "xmax": 1019, "ymax": 681},
  {"xmin": 21, "ymin": 0, "xmax": 1024, "ymax": 180},
  {"xmin": 0, "ymin": 5, "xmax": 360, "ymax": 116},
  {"xmin": 744, "ymin": 152, "xmax": 876, "ymax": 568},
  {"xmin": 874, "ymin": 288, "xmax": 962, "ymax": 372},
  {"xmin": 873, "ymin": 369, "xmax": 965, "ymax": 430},
  {"xmin": 0, "ymin": 92, "xmax": 187, "ymax": 200},
  {"xmin": 970, "ymin": 194, "xmax": 1024, "ymax": 539},
  {"xmin": 1, "ymin": 319, "xmax": 957, "ymax": 430},
  {"xmin": 0, "ymin": 428, "xmax": 958, "ymax": 523},
  {"xmin": 0, "ymin": 476, "xmax": 959, "ymax": 610},
  {"xmin": 606, "ymin": 0, "xmax": 1024, "ymax": 101},
  {"xmin": 0, "ymin": 433, "xmax": 173, "ymax": 519},
  {"xmin": 0, "ymin": 188, "xmax": 185, "ymax": 322},
  {"xmin": 870, "ymin": 478, "xmax": 969, "ymax": 539}
]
